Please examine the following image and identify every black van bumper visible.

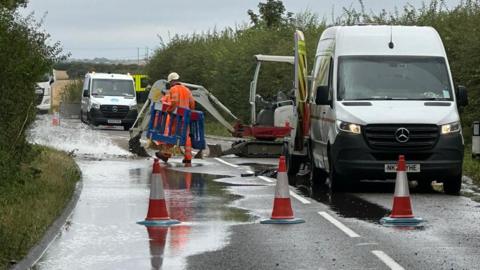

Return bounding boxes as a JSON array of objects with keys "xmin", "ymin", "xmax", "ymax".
[{"xmin": 331, "ymin": 132, "xmax": 464, "ymax": 181}]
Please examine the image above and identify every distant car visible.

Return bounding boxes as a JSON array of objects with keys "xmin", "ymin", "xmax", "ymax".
[
  {"xmin": 35, "ymin": 73, "xmax": 54, "ymax": 113},
  {"xmin": 80, "ymin": 72, "xmax": 138, "ymax": 130}
]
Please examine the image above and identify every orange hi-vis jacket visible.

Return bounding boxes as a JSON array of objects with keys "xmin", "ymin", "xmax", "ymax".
[{"xmin": 168, "ymin": 83, "xmax": 195, "ymax": 112}]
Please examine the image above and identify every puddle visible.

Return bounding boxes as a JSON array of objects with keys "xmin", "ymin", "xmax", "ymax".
[
  {"xmin": 241, "ymin": 163, "xmax": 277, "ymax": 178},
  {"xmin": 28, "ymin": 115, "xmax": 131, "ymax": 159},
  {"xmin": 310, "ymin": 188, "xmax": 390, "ymax": 223},
  {"xmin": 461, "ymin": 176, "xmax": 480, "ymax": 202},
  {"xmin": 35, "ymin": 159, "xmax": 253, "ymax": 270}
]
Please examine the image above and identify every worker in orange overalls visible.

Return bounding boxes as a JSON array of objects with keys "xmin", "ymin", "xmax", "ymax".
[{"xmin": 156, "ymin": 72, "xmax": 195, "ymax": 163}]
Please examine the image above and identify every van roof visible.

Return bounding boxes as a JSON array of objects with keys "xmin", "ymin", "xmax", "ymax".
[
  {"xmin": 318, "ymin": 25, "xmax": 446, "ymax": 57},
  {"xmin": 85, "ymin": 72, "xmax": 133, "ymax": 80}
]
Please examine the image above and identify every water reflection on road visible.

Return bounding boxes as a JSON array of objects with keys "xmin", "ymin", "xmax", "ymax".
[{"xmin": 35, "ymin": 159, "xmax": 252, "ymax": 270}]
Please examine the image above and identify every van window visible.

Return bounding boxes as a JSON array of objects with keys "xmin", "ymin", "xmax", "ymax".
[
  {"xmin": 337, "ymin": 56, "xmax": 453, "ymax": 101},
  {"xmin": 91, "ymin": 79, "xmax": 135, "ymax": 97},
  {"xmin": 312, "ymin": 56, "xmax": 331, "ymax": 101}
]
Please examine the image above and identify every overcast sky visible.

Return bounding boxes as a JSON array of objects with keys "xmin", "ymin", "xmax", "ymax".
[{"xmin": 21, "ymin": 0, "xmax": 460, "ymax": 60}]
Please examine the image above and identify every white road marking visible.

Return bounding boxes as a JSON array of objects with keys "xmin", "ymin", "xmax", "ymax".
[
  {"xmin": 318, "ymin": 211, "xmax": 361, "ymax": 238},
  {"xmin": 289, "ymin": 190, "xmax": 311, "ymax": 204},
  {"xmin": 257, "ymin": 176, "xmax": 311, "ymax": 204},
  {"xmin": 258, "ymin": 176, "xmax": 275, "ymax": 183},
  {"xmin": 371, "ymin": 250, "xmax": 405, "ymax": 270},
  {"xmin": 245, "ymin": 170, "xmax": 255, "ymax": 175},
  {"xmin": 214, "ymin": 157, "xmax": 240, "ymax": 168}
]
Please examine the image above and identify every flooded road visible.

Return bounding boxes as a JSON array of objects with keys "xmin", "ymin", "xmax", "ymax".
[
  {"xmin": 28, "ymin": 116, "xmax": 480, "ymax": 270},
  {"xmin": 33, "ymin": 159, "xmax": 252, "ymax": 270}
]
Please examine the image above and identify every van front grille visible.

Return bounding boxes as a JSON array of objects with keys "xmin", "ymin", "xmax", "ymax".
[
  {"xmin": 364, "ymin": 124, "xmax": 439, "ymax": 150},
  {"xmin": 100, "ymin": 105, "xmax": 129, "ymax": 119}
]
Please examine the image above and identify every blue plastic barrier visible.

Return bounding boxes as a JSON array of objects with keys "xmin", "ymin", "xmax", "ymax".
[
  {"xmin": 147, "ymin": 103, "xmax": 191, "ymax": 146},
  {"xmin": 190, "ymin": 110, "xmax": 206, "ymax": 150}
]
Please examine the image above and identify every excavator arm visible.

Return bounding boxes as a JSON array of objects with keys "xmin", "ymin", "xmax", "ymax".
[{"xmin": 183, "ymin": 82, "xmax": 238, "ymax": 134}]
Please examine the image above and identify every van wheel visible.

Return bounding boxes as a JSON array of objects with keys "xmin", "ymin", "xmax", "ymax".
[
  {"xmin": 310, "ymin": 161, "xmax": 326, "ymax": 188},
  {"xmin": 283, "ymin": 143, "xmax": 302, "ymax": 185},
  {"xmin": 443, "ymin": 174, "xmax": 462, "ymax": 195},
  {"xmin": 327, "ymin": 152, "xmax": 346, "ymax": 192}
]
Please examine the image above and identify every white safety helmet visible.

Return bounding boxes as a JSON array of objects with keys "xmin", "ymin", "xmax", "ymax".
[{"xmin": 167, "ymin": 72, "xmax": 180, "ymax": 82}]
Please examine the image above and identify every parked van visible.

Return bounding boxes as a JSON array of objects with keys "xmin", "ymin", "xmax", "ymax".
[
  {"xmin": 287, "ymin": 26, "xmax": 468, "ymax": 194},
  {"xmin": 35, "ymin": 72, "xmax": 54, "ymax": 112},
  {"xmin": 80, "ymin": 72, "xmax": 138, "ymax": 130}
]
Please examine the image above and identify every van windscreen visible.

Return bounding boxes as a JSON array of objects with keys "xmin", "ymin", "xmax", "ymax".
[
  {"xmin": 337, "ymin": 56, "xmax": 453, "ymax": 101},
  {"xmin": 91, "ymin": 79, "xmax": 135, "ymax": 97}
]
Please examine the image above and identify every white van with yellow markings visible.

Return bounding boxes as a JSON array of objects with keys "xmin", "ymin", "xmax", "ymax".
[{"xmin": 286, "ymin": 25, "xmax": 468, "ymax": 194}]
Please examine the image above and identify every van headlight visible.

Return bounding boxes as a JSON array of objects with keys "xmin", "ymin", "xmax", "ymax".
[
  {"xmin": 130, "ymin": 104, "xmax": 138, "ymax": 110},
  {"xmin": 441, "ymin": 121, "xmax": 461, "ymax": 134},
  {"xmin": 336, "ymin": 120, "xmax": 361, "ymax": 134},
  {"xmin": 91, "ymin": 102, "xmax": 100, "ymax": 110}
]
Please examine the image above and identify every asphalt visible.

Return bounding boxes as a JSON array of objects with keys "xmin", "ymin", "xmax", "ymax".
[{"xmin": 27, "ymin": 116, "xmax": 480, "ymax": 270}]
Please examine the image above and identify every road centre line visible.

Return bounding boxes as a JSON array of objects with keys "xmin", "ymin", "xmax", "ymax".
[
  {"xmin": 318, "ymin": 211, "xmax": 361, "ymax": 238},
  {"xmin": 371, "ymin": 250, "xmax": 405, "ymax": 270},
  {"xmin": 289, "ymin": 190, "xmax": 311, "ymax": 204},
  {"xmin": 214, "ymin": 157, "xmax": 240, "ymax": 168},
  {"xmin": 258, "ymin": 176, "xmax": 274, "ymax": 183}
]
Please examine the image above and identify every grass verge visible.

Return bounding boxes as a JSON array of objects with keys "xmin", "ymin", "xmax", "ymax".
[
  {"xmin": 0, "ymin": 145, "xmax": 80, "ymax": 269},
  {"xmin": 464, "ymin": 145, "xmax": 480, "ymax": 185},
  {"xmin": 205, "ymin": 120, "xmax": 232, "ymax": 137}
]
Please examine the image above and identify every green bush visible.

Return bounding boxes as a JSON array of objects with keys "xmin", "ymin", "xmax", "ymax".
[
  {"xmin": 60, "ymin": 80, "xmax": 83, "ymax": 104},
  {"xmin": 54, "ymin": 62, "xmax": 144, "ymax": 79},
  {"xmin": 146, "ymin": 0, "xmax": 479, "ymax": 130},
  {"xmin": 0, "ymin": 3, "xmax": 61, "ymax": 184}
]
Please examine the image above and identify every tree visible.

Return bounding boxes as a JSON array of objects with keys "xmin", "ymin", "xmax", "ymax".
[
  {"xmin": 0, "ymin": 0, "xmax": 28, "ymax": 10},
  {"xmin": 248, "ymin": 0, "xmax": 293, "ymax": 28},
  {"xmin": 0, "ymin": 0, "xmax": 62, "ymax": 182}
]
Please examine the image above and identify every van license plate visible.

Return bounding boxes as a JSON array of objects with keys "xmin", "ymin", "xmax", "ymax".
[
  {"xmin": 107, "ymin": 119, "xmax": 122, "ymax": 124},
  {"xmin": 385, "ymin": 164, "xmax": 420, "ymax": 173}
]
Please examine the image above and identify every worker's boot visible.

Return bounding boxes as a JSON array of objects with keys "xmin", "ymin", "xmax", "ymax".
[
  {"xmin": 155, "ymin": 152, "xmax": 169, "ymax": 163},
  {"xmin": 182, "ymin": 158, "xmax": 191, "ymax": 164}
]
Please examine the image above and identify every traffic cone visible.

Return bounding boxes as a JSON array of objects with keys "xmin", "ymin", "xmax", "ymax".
[
  {"xmin": 380, "ymin": 155, "xmax": 423, "ymax": 227},
  {"xmin": 52, "ymin": 112, "xmax": 60, "ymax": 126},
  {"xmin": 261, "ymin": 156, "xmax": 305, "ymax": 224},
  {"xmin": 138, "ymin": 159, "xmax": 180, "ymax": 226}
]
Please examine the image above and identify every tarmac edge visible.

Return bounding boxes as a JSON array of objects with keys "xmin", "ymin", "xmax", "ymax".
[{"xmin": 11, "ymin": 165, "xmax": 84, "ymax": 270}]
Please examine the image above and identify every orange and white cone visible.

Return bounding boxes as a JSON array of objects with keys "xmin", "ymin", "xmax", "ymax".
[
  {"xmin": 52, "ymin": 112, "xmax": 60, "ymax": 126},
  {"xmin": 381, "ymin": 155, "xmax": 423, "ymax": 227},
  {"xmin": 138, "ymin": 159, "xmax": 180, "ymax": 226},
  {"xmin": 261, "ymin": 156, "xmax": 305, "ymax": 224}
]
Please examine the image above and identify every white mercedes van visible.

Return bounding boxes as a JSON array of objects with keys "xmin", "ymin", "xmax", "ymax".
[
  {"xmin": 80, "ymin": 72, "xmax": 138, "ymax": 130},
  {"xmin": 293, "ymin": 25, "xmax": 468, "ymax": 194}
]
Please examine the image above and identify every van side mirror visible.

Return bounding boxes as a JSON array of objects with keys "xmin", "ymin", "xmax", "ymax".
[
  {"xmin": 82, "ymin": 89, "xmax": 89, "ymax": 97},
  {"xmin": 315, "ymin": 86, "xmax": 330, "ymax": 105},
  {"xmin": 456, "ymin": 85, "xmax": 468, "ymax": 107}
]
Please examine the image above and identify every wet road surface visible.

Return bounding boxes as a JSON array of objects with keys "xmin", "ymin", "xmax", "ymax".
[{"xmin": 28, "ymin": 116, "xmax": 480, "ymax": 269}]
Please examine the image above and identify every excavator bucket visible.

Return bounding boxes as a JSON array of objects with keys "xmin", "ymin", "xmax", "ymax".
[
  {"xmin": 128, "ymin": 134, "xmax": 150, "ymax": 157},
  {"xmin": 207, "ymin": 144, "xmax": 223, "ymax": 157}
]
